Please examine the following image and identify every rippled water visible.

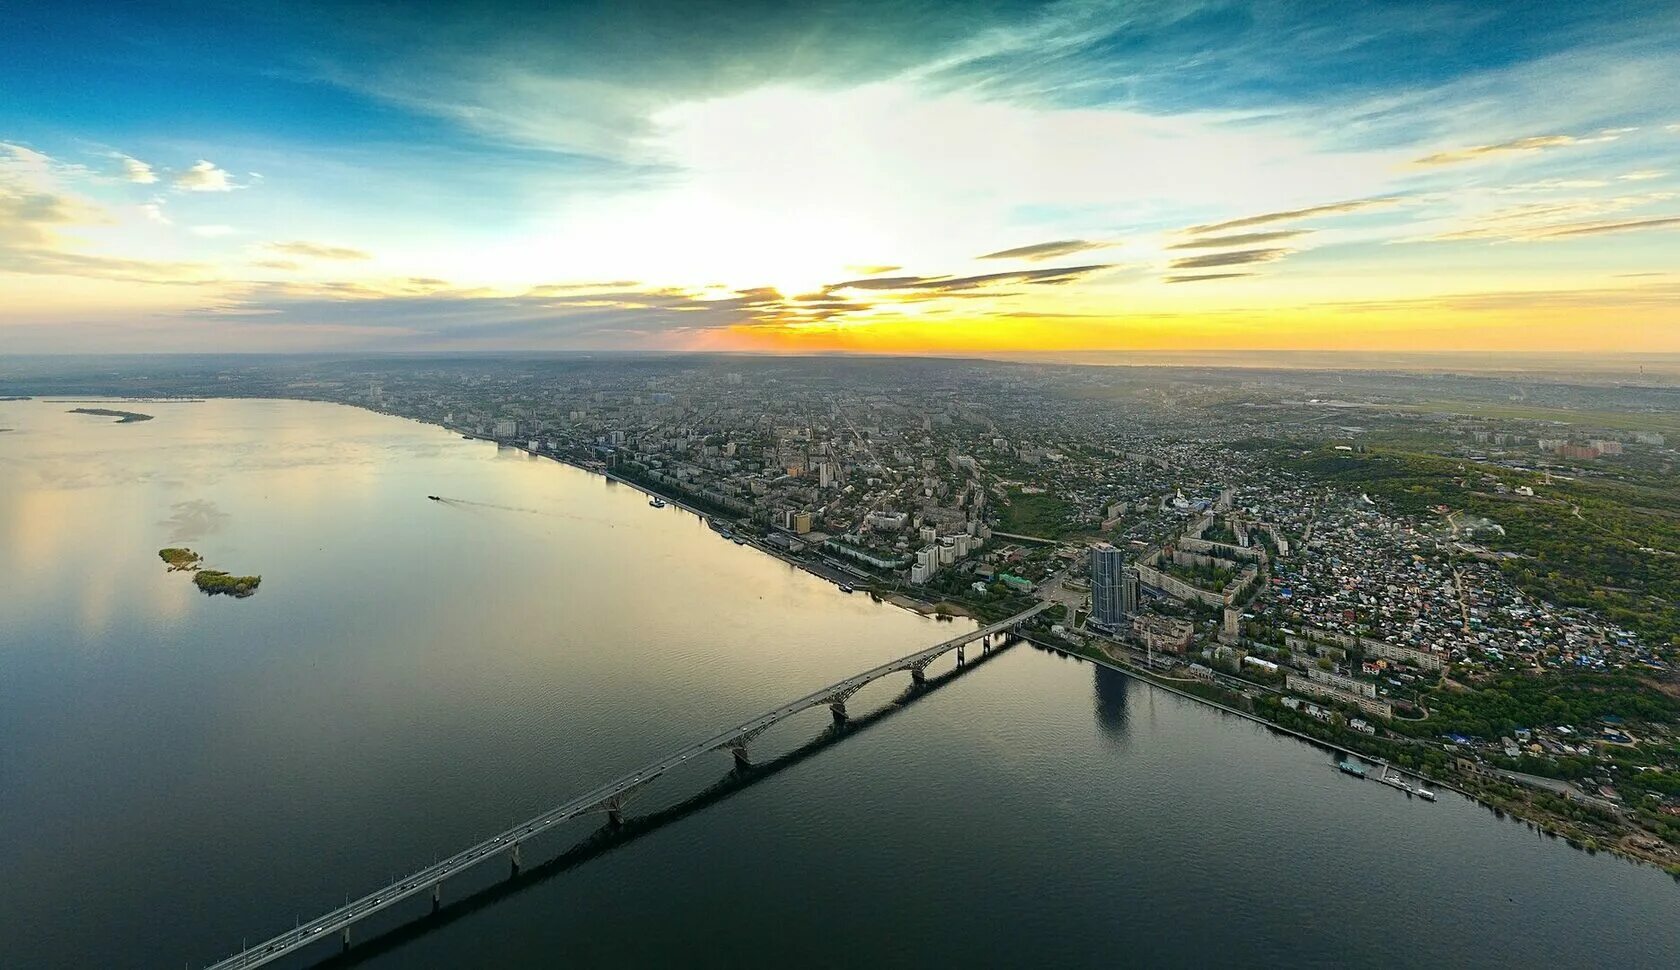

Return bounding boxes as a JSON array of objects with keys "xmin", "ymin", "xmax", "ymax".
[{"xmin": 2, "ymin": 398, "xmax": 1675, "ymax": 969}]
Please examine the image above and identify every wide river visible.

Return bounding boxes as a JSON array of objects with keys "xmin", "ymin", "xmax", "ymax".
[{"xmin": 1, "ymin": 398, "xmax": 1675, "ymax": 969}]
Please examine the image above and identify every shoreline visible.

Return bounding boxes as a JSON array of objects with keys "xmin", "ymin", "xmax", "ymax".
[
  {"xmin": 452, "ymin": 429, "xmax": 978, "ymax": 624},
  {"xmin": 1030, "ymin": 634, "xmax": 1678, "ymax": 875},
  {"xmin": 133, "ymin": 399, "xmax": 1677, "ymax": 877}
]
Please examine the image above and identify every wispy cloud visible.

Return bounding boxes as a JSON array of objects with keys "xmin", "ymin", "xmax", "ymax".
[
  {"xmin": 1167, "ymin": 229, "xmax": 1311, "ymax": 249},
  {"xmin": 1168, "ymin": 248, "xmax": 1291, "ymax": 270},
  {"xmin": 977, "ymin": 239, "xmax": 1107, "ymax": 261},
  {"xmin": 1494, "ymin": 178, "xmax": 1610, "ymax": 193},
  {"xmin": 0, "ymin": 248, "xmax": 209, "ymax": 282},
  {"xmin": 1620, "ymin": 169, "xmax": 1668, "ymax": 181},
  {"xmin": 1533, "ymin": 215, "xmax": 1680, "ymax": 239},
  {"xmin": 1164, "ymin": 272, "xmax": 1256, "ymax": 284},
  {"xmin": 1184, "ymin": 198, "xmax": 1398, "ymax": 235},
  {"xmin": 174, "ymin": 160, "xmax": 236, "ymax": 192},
  {"xmin": 830, "ymin": 264, "xmax": 1112, "ymax": 292},
  {"xmin": 1415, "ymin": 193, "xmax": 1679, "ymax": 242},
  {"xmin": 1411, "ymin": 130, "xmax": 1627, "ymax": 167},
  {"xmin": 264, "ymin": 240, "xmax": 372, "ymax": 261},
  {"xmin": 117, "ymin": 154, "xmax": 158, "ymax": 184}
]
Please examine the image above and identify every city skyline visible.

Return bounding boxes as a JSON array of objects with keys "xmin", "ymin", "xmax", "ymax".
[{"xmin": 4, "ymin": 1, "xmax": 1679, "ymax": 353}]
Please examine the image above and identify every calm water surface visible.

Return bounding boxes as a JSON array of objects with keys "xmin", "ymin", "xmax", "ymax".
[{"xmin": 1, "ymin": 398, "xmax": 1675, "ymax": 969}]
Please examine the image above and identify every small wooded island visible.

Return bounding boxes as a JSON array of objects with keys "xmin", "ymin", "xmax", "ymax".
[
  {"xmin": 158, "ymin": 547, "xmax": 261, "ymax": 598},
  {"xmin": 71, "ymin": 407, "xmax": 154, "ymax": 423},
  {"xmin": 158, "ymin": 547, "xmax": 203, "ymax": 571}
]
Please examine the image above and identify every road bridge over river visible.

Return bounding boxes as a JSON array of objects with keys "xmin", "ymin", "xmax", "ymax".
[{"xmin": 204, "ymin": 602, "xmax": 1050, "ymax": 969}]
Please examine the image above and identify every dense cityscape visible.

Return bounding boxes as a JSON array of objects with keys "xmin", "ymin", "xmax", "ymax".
[{"xmin": 14, "ymin": 352, "xmax": 1680, "ymax": 871}]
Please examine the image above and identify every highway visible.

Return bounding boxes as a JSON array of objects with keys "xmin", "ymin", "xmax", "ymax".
[{"xmin": 204, "ymin": 601, "xmax": 1049, "ymax": 969}]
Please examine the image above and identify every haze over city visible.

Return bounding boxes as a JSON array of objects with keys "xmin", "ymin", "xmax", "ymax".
[{"xmin": 4, "ymin": 0, "xmax": 1678, "ymax": 354}]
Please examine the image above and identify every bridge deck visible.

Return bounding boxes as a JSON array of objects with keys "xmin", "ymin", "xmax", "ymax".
[{"xmin": 204, "ymin": 602, "xmax": 1047, "ymax": 969}]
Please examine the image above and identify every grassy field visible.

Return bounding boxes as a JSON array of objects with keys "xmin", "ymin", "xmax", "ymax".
[{"xmin": 996, "ymin": 489, "xmax": 1077, "ymax": 538}]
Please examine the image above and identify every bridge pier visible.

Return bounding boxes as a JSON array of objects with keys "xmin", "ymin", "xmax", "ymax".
[
  {"xmin": 911, "ymin": 665, "xmax": 927, "ymax": 684},
  {"xmin": 341, "ymin": 927, "xmax": 351, "ymax": 953},
  {"xmin": 730, "ymin": 745, "xmax": 752, "ymax": 770},
  {"xmin": 509, "ymin": 842, "xmax": 522, "ymax": 877},
  {"xmin": 830, "ymin": 700, "xmax": 848, "ymax": 722},
  {"xmin": 432, "ymin": 882, "xmax": 441, "ymax": 913}
]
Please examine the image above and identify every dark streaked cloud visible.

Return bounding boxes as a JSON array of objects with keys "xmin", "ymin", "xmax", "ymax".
[
  {"xmin": 1534, "ymin": 215, "xmax": 1680, "ymax": 238},
  {"xmin": 1168, "ymin": 229, "xmax": 1311, "ymax": 250},
  {"xmin": 1186, "ymin": 198, "xmax": 1398, "ymax": 235},
  {"xmin": 831, "ymin": 264, "xmax": 1112, "ymax": 292},
  {"xmin": 188, "ymin": 281, "xmax": 770, "ymax": 345},
  {"xmin": 977, "ymin": 239, "xmax": 1106, "ymax": 261},
  {"xmin": 264, "ymin": 240, "xmax": 372, "ymax": 261},
  {"xmin": 1164, "ymin": 272, "xmax": 1256, "ymax": 284},
  {"xmin": 1168, "ymin": 248, "xmax": 1290, "ymax": 270}
]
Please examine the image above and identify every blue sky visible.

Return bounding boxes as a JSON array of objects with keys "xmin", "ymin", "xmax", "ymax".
[{"xmin": 2, "ymin": 0, "xmax": 1677, "ymax": 352}]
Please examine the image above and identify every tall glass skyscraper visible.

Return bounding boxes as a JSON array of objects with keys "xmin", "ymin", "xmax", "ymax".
[{"xmin": 1090, "ymin": 542, "xmax": 1126, "ymax": 629}]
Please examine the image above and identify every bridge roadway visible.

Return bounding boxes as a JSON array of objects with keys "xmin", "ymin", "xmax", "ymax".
[{"xmin": 205, "ymin": 601, "xmax": 1049, "ymax": 969}]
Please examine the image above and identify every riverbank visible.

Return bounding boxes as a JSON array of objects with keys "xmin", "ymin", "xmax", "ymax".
[
  {"xmin": 1032, "ymin": 633, "xmax": 1680, "ymax": 875},
  {"xmin": 481, "ymin": 435, "xmax": 982, "ymax": 622},
  {"xmin": 438, "ymin": 422, "xmax": 1679, "ymax": 873}
]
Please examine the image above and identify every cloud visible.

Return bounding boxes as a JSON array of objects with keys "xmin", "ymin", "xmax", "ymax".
[
  {"xmin": 0, "ymin": 247, "xmax": 208, "ymax": 283},
  {"xmin": 1411, "ymin": 130, "xmax": 1626, "ymax": 167},
  {"xmin": 0, "ymin": 190, "xmax": 86, "ymax": 247},
  {"xmin": 140, "ymin": 202, "xmax": 171, "ymax": 225},
  {"xmin": 1, "ymin": 145, "xmax": 102, "ymax": 247},
  {"xmin": 1532, "ymin": 215, "xmax": 1680, "ymax": 239},
  {"xmin": 1620, "ymin": 170, "xmax": 1668, "ymax": 181},
  {"xmin": 1184, "ymin": 198, "xmax": 1398, "ymax": 234},
  {"xmin": 1494, "ymin": 178, "xmax": 1610, "ymax": 192},
  {"xmin": 527, "ymin": 280, "xmax": 642, "ymax": 295},
  {"xmin": 843, "ymin": 264, "xmax": 901, "ymax": 275},
  {"xmin": 830, "ymin": 264, "xmax": 1112, "ymax": 292},
  {"xmin": 0, "ymin": 143, "xmax": 216, "ymax": 284},
  {"xmin": 175, "ymin": 160, "xmax": 235, "ymax": 192},
  {"xmin": 264, "ymin": 240, "xmax": 372, "ymax": 261},
  {"xmin": 190, "ymin": 225, "xmax": 239, "ymax": 238},
  {"xmin": 1168, "ymin": 248, "xmax": 1291, "ymax": 270},
  {"xmin": 977, "ymin": 239, "xmax": 1107, "ymax": 261},
  {"xmin": 1164, "ymin": 273, "xmax": 1257, "ymax": 283},
  {"xmin": 185, "ymin": 281, "xmax": 775, "ymax": 348},
  {"xmin": 1413, "ymin": 193, "xmax": 1679, "ymax": 242},
  {"xmin": 250, "ymin": 259, "xmax": 299, "ymax": 271},
  {"xmin": 117, "ymin": 154, "xmax": 158, "ymax": 184},
  {"xmin": 1167, "ymin": 229, "xmax": 1311, "ymax": 249}
]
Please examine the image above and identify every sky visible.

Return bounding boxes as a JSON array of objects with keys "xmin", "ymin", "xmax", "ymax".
[{"xmin": 2, "ymin": 0, "xmax": 1678, "ymax": 354}]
